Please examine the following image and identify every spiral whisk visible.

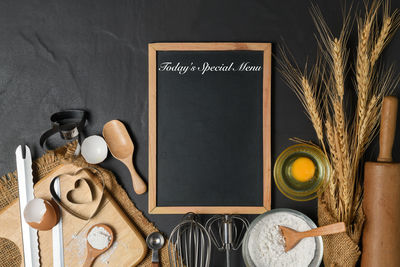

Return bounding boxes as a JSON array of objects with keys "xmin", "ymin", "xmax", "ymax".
[
  {"xmin": 168, "ymin": 213, "xmax": 211, "ymax": 267},
  {"xmin": 205, "ymin": 215, "xmax": 249, "ymax": 267}
]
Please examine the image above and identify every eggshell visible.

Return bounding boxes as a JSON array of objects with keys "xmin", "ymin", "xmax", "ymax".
[
  {"xmin": 81, "ymin": 135, "xmax": 108, "ymax": 164},
  {"xmin": 23, "ymin": 198, "xmax": 60, "ymax": 231}
]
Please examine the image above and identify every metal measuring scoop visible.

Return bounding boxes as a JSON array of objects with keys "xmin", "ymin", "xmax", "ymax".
[{"xmin": 146, "ymin": 232, "xmax": 165, "ymax": 267}]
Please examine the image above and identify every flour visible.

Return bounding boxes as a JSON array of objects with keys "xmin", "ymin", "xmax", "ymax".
[
  {"xmin": 99, "ymin": 241, "xmax": 118, "ymax": 264},
  {"xmin": 248, "ymin": 211, "xmax": 316, "ymax": 267},
  {"xmin": 87, "ymin": 226, "xmax": 112, "ymax": 250}
]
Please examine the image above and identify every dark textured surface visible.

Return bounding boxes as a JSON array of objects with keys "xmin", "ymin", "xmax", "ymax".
[
  {"xmin": 157, "ymin": 50, "xmax": 264, "ymax": 207},
  {"xmin": 0, "ymin": 0, "xmax": 399, "ymax": 266}
]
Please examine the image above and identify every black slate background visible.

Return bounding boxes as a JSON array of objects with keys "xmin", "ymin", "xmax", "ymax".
[{"xmin": 1, "ymin": 0, "xmax": 399, "ymax": 266}]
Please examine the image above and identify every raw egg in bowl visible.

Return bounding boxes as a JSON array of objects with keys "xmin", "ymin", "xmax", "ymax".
[{"xmin": 274, "ymin": 144, "xmax": 331, "ymax": 201}]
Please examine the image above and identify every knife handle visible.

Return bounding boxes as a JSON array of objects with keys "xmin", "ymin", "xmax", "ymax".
[
  {"xmin": 151, "ymin": 263, "xmax": 159, "ymax": 267},
  {"xmin": 378, "ymin": 96, "xmax": 398, "ymax": 162}
]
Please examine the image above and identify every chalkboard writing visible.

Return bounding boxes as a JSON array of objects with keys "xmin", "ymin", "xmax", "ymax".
[{"xmin": 158, "ymin": 61, "xmax": 262, "ymax": 75}]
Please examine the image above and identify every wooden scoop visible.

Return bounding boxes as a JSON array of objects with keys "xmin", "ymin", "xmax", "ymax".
[
  {"xmin": 103, "ymin": 120, "xmax": 147, "ymax": 194},
  {"xmin": 279, "ymin": 222, "xmax": 346, "ymax": 252},
  {"xmin": 83, "ymin": 224, "xmax": 114, "ymax": 267}
]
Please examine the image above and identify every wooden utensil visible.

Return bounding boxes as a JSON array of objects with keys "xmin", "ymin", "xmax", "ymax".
[
  {"xmin": 279, "ymin": 222, "xmax": 346, "ymax": 252},
  {"xmin": 362, "ymin": 96, "xmax": 400, "ymax": 266},
  {"xmin": 103, "ymin": 120, "xmax": 147, "ymax": 194},
  {"xmin": 83, "ymin": 224, "xmax": 114, "ymax": 267}
]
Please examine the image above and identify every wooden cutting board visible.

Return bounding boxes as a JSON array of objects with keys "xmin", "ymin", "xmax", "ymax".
[{"xmin": 0, "ymin": 163, "xmax": 147, "ymax": 267}]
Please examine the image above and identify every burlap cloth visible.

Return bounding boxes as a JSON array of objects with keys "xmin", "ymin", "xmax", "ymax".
[
  {"xmin": 318, "ymin": 193, "xmax": 365, "ymax": 267},
  {"xmin": 0, "ymin": 238, "xmax": 22, "ymax": 267},
  {"xmin": 0, "ymin": 142, "xmax": 170, "ymax": 267}
]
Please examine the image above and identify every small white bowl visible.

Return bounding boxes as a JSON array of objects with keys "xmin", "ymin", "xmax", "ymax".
[{"xmin": 81, "ymin": 135, "xmax": 108, "ymax": 164}]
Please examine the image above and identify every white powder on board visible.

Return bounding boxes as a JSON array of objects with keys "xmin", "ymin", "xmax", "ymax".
[
  {"xmin": 248, "ymin": 211, "xmax": 316, "ymax": 267},
  {"xmin": 87, "ymin": 226, "xmax": 112, "ymax": 250},
  {"xmin": 99, "ymin": 241, "xmax": 118, "ymax": 264},
  {"xmin": 68, "ymin": 232, "xmax": 87, "ymax": 266}
]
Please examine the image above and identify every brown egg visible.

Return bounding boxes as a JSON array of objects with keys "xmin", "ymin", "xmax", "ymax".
[{"xmin": 23, "ymin": 198, "xmax": 60, "ymax": 231}]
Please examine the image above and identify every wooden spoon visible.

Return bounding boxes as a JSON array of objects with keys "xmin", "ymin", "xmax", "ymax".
[
  {"xmin": 103, "ymin": 120, "xmax": 147, "ymax": 194},
  {"xmin": 83, "ymin": 224, "xmax": 114, "ymax": 267},
  {"xmin": 279, "ymin": 222, "xmax": 346, "ymax": 252}
]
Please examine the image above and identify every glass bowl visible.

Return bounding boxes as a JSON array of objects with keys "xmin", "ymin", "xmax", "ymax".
[
  {"xmin": 242, "ymin": 208, "xmax": 323, "ymax": 267},
  {"xmin": 274, "ymin": 144, "xmax": 330, "ymax": 201}
]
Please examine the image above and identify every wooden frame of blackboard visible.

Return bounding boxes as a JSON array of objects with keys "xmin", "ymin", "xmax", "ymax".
[{"xmin": 148, "ymin": 42, "xmax": 271, "ymax": 214}]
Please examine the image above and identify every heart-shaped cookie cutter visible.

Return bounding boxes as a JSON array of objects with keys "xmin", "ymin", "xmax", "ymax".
[
  {"xmin": 66, "ymin": 178, "xmax": 93, "ymax": 204},
  {"xmin": 49, "ymin": 166, "xmax": 105, "ymax": 220}
]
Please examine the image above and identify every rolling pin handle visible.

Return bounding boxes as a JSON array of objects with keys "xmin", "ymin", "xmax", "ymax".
[{"xmin": 378, "ymin": 96, "xmax": 398, "ymax": 162}]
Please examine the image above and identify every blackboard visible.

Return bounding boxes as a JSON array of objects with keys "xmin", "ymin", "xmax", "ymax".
[{"xmin": 148, "ymin": 43, "xmax": 271, "ymax": 214}]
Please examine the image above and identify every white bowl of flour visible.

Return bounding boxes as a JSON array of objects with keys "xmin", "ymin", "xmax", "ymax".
[{"xmin": 242, "ymin": 209, "xmax": 323, "ymax": 267}]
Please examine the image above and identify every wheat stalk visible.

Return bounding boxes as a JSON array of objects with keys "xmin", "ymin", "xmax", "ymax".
[
  {"xmin": 331, "ymin": 39, "xmax": 352, "ymax": 218},
  {"xmin": 276, "ymin": 46, "xmax": 326, "ymax": 152},
  {"xmin": 301, "ymin": 77, "xmax": 325, "ymax": 143},
  {"xmin": 357, "ymin": 96, "xmax": 379, "ymax": 158},
  {"xmin": 331, "ymin": 38, "xmax": 349, "ymax": 161},
  {"xmin": 312, "ymin": 3, "xmax": 354, "ymax": 223},
  {"xmin": 371, "ymin": 17, "xmax": 392, "ymax": 67},
  {"xmin": 355, "ymin": 16, "xmax": 374, "ymax": 130},
  {"xmin": 325, "ymin": 118, "xmax": 340, "ymax": 216},
  {"xmin": 371, "ymin": 2, "xmax": 400, "ymax": 68}
]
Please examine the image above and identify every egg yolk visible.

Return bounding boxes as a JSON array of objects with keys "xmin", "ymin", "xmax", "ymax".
[{"xmin": 291, "ymin": 157, "xmax": 315, "ymax": 182}]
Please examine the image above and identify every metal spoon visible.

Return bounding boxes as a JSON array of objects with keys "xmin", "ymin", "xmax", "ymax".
[
  {"xmin": 103, "ymin": 120, "xmax": 147, "ymax": 194},
  {"xmin": 83, "ymin": 224, "xmax": 114, "ymax": 267},
  {"xmin": 146, "ymin": 232, "xmax": 165, "ymax": 267}
]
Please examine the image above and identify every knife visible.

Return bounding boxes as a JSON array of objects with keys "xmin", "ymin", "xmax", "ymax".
[
  {"xmin": 16, "ymin": 145, "xmax": 40, "ymax": 267},
  {"xmin": 52, "ymin": 177, "xmax": 64, "ymax": 267}
]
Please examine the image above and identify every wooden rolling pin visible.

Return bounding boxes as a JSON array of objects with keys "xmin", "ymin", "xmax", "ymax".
[{"xmin": 361, "ymin": 96, "xmax": 400, "ymax": 267}]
